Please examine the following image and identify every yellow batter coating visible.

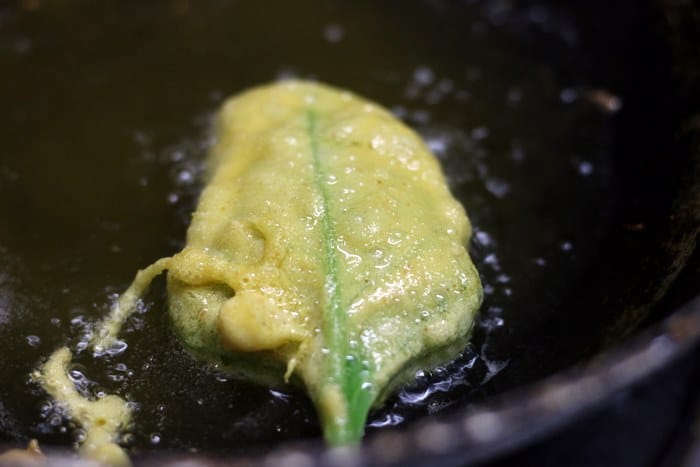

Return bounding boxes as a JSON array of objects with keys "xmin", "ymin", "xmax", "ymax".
[{"xmin": 39, "ymin": 80, "xmax": 482, "ymax": 454}]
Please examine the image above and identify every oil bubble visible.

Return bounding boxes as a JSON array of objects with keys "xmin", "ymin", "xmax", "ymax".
[
  {"xmin": 26, "ymin": 335, "xmax": 40, "ymax": 347},
  {"xmin": 413, "ymin": 66, "xmax": 435, "ymax": 87},
  {"xmin": 323, "ymin": 24, "xmax": 344, "ymax": 43}
]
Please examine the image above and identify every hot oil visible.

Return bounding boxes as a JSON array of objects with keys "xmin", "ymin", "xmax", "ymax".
[{"xmin": 0, "ymin": 0, "xmax": 614, "ymax": 455}]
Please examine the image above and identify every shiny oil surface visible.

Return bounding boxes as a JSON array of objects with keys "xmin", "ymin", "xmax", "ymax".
[{"xmin": 0, "ymin": 0, "xmax": 617, "ymax": 456}]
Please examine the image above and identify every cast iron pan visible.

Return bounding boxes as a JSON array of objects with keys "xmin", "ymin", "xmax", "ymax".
[{"xmin": 0, "ymin": 0, "xmax": 698, "ymax": 465}]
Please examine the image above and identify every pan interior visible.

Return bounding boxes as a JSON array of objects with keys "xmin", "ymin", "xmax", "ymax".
[{"xmin": 0, "ymin": 0, "xmax": 678, "ymax": 456}]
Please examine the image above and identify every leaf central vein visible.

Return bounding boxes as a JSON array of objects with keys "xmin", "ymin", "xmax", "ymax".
[{"xmin": 307, "ymin": 109, "xmax": 346, "ymax": 388}]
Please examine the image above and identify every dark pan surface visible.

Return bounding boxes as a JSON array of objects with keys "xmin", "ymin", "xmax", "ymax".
[{"xmin": 0, "ymin": 0, "xmax": 696, "ymax": 461}]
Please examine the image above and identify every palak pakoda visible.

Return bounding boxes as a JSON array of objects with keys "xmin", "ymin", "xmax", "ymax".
[{"xmin": 38, "ymin": 81, "xmax": 482, "ymax": 462}]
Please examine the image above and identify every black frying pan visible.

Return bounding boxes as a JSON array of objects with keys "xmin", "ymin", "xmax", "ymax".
[{"xmin": 0, "ymin": 0, "xmax": 697, "ymax": 465}]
